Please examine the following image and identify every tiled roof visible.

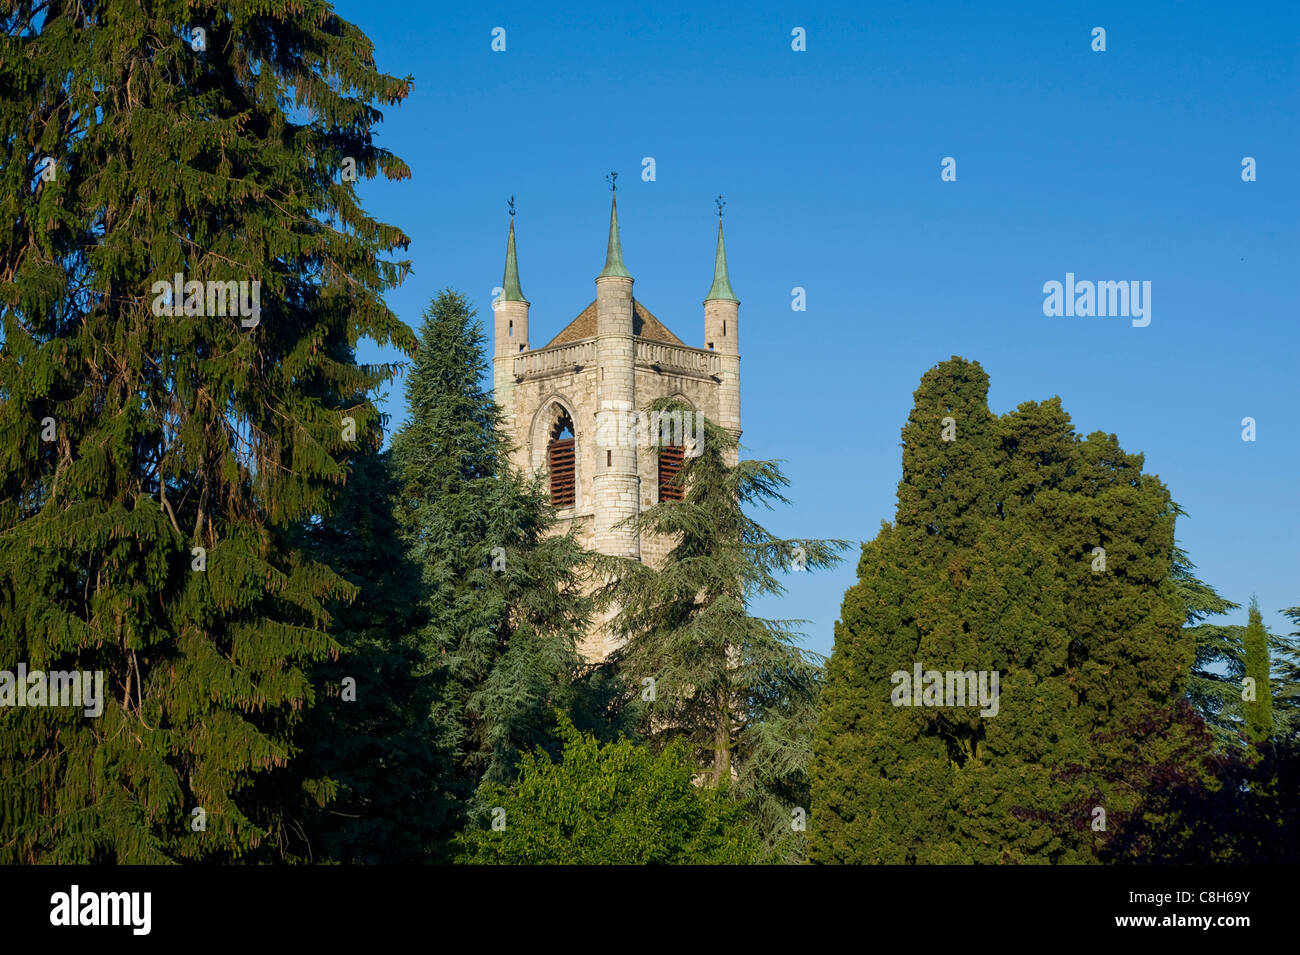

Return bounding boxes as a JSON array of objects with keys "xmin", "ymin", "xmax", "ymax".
[{"xmin": 542, "ymin": 300, "xmax": 685, "ymax": 348}]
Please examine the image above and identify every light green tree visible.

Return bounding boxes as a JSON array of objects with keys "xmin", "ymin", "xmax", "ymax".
[{"xmin": 456, "ymin": 715, "xmax": 757, "ymax": 865}]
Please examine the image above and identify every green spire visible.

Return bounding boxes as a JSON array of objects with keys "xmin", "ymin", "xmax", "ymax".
[
  {"xmin": 598, "ymin": 193, "xmax": 631, "ymax": 278},
  {"xmin": 501, "ymin": 216, "xmax": 526, "ymax": 302},
  {"xmin": 704, "ymin": 219, "xmax": 737, "ymax": 302}
]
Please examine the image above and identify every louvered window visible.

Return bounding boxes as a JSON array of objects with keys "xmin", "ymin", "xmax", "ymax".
[
  {"xmin": 658, "ymin": 444, "xmax": 686, "ymax": 502},
  {"xmin": 548, "ymin": 437, "xmax": 576, "ymax": 507}
]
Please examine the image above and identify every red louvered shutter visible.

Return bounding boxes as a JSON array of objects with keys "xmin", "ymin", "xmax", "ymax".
[
  {"xmin": 548, "ymin": 438, "xmax": 576, "ymax": 507},
  {"xmin": 658, "ymin": 444, "xmax": 685, "ymax": 502}
]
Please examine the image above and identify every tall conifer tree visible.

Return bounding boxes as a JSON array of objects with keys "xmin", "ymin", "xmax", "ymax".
[
  {"xmin": 1275, "ymin": 607, "xmax": 1300, "ymax": 735},
  {"xmin": 1243, "ymin": 598, "xmax": 1272, "ymax": 753},
  {"xmin": 595, "ymin": 399, "xmax": 846, "ymax": 862},
  {"xmin": 390, "ymin": 290, "xmax": 591, "ymax": 807},
  {"xmin": 812, "ymin": 358, "xmax": 1197, "ymax": 864},
  {"xmin": 1175, "ymin": 540, "xmax": 1248, "ymax": 746},
  {"xmin": 287, "ymin": 428, "xmax": 454, "ymax": 863},
  {"xmin": 0, "ymin": 1, "xmax": 413, "ymax": 861}
]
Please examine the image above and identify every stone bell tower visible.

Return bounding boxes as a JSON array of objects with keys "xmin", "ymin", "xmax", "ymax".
[{"xmin": 493, "ymin": 182, "xmax": 742, "ymax": 660}]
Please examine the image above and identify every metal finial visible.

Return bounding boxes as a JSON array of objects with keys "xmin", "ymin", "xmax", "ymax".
[
  {"xmin": 507, "ymin": 195, "xmax": 516, "ymax": 217},
  {"xmin": 715, "ymin": 194, "xmax": 726, "ymax": 219},
  {"xmin": 606, "ymin": 171, "xmax": 618, "ymax": 192}
]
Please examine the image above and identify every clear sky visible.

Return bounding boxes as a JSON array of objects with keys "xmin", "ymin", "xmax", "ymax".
[{"xmin": 336, "ymin": 0, "xmax": 1299, "ymax": 658}]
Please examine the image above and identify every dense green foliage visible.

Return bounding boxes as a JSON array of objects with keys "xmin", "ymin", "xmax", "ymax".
[
  {"xmin": 1180, "ymin": 549, "xmax": 1297, "ymax": 747},
  {"xmin": 811, "ymin": 358, "xmax": 1200, "ymax": 864},
  {"xmin": 595, "ymin": 400, "xmax": 845, "ymax": 862},
  {"xmin": 0, "ymin": 0, "xmax": 412, "ymax": 862},
  {"xmin": 456, "ymin": 715, "xmax": 757, "ymax": 865},
  {"xmin": 2, "ymin": 3, "xmax": 1294, "ymax": 866},
  {"xmin": 1276, "ymin": 607, "xmax": 1300, "ymax": 733},
  {"xmin": 1243, "ymin": 599, "xmax": 1272, "ymax": 753},
  {"xmin": 389, "ymin": 291, "xmax": 594, "ymax": 811},
  {"xmin": 289, "ymin": 435, "xmax": 453, "ymax": 863},
  {"xmin": 1054, "ymin": 700, "xmax": 1300, "ymax": 863},
  {"xmin": 1177, "ymin": 543, "xmax": 1249, "ymax": 745}
]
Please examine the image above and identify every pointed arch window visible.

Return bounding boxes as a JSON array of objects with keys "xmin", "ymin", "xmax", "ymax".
[{"xmin": 547, "ymin": 410, "xmax": 576, "ymax": 507}]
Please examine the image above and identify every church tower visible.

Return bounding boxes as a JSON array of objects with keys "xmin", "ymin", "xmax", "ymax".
[{"xmin": 494, "ymin": 184, "xmax": 741, "ymax": 660}]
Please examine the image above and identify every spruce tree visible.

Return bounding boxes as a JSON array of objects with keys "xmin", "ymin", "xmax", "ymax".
[
  {"xmin": 288, "ymin": 430, "xmax": 455, "ymax": 863},
  {"xmin": 594, "ymin": 398, "xmax": 846, "ymax": 863},
  {"xmin": 390, "ymin": 290, "xmax": 591, "ymax": 809},
  {"xmin": 0, "ymin": 2, "xmax": 413, "ymax": 861},
  {"xmin": 811, "ymin": 357, "xmax": 1197, "ymax": 864}
]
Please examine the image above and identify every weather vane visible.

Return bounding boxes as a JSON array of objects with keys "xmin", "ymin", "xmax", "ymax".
[
  {"xmin": 715, "ymin": 194, "xmax": 725, "ymax": 219},
  {"xmin": 507, "ymin": 195, "xmax": 516, "ymax": 217},
  {"xmin": 606, "ymin": 171, "xmax": 618, "ymax": 192}
]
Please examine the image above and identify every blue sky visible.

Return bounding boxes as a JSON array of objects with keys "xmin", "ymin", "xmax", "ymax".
[{"xmin": 337, "ymin": 0, "xmax": 1299, "ymax": 657}]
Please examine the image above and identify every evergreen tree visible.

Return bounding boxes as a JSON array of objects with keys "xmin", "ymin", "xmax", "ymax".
[
  {"xmin": 455, "ymin": 714, "xmax": 757, "ymax": 865},
  {"xmin": 1243, "ymin": 598, "xmax": 1272, "ymax": 753},
  {"xmin": 0, "ymin": 1, "xmax": 413, "ymax": 861},
  {"xmin": 594, "ymin": 399, "xmax": 846, "ymax": 863},
  {"xmin": 390, "ymin": 290, "xmax": 591, "ymax": 810},
  {"xmin": 1175, "ymin": 540, "xmax": 1247, "ymax": 746},
  {"xmin": 288, "ymin": 432, "xmax": 455, "ymax": 863},
  {"xmin": 811, "ymin": 358, "xmax": 1198, "ymax": 864},
  {"xmin": 1175, "ymin": 544, "xmax": 1297, "ymax": 746},
  {"xmin": 1273, "ymin": 606, "xmax": 1300, "ymax": 736}
]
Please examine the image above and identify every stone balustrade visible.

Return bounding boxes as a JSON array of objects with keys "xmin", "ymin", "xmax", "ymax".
[
  {"xmin": 634, "ymin": 340, "xmax": 720, "ymax": 378},
  {"xmin": 514, "ymin": 339, "xmax": 596, "ymax": 378},
  {"xmin": 514, "ymin": 337, "xmax": 721, "ymax": 380}
]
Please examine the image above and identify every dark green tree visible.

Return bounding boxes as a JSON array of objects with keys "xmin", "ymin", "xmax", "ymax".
[
  {"xmin": 1174, "ymin": 540, "xmax": 1247, "ymax": 746},
  {"xmin": 1275, "ymin": 607, "xmax": 1300, "ymax": 735},
  {"xmin": 811, "ymin": 358, "xmax": 1198, "ymax": 864},
  {"xmin": 595, "ymin": 399, "xmax": 846, "ymax": 863},
  {"xmin": 288, "ymin": 432, "xmax": 455, "ymax": 863},
  {"xmin": 1243, "ymin": 598, "xmax": 1272, "ymax": 754},
  {"xmin": 390, "ymin": 290, "xmax": 592, "ymax": 809},
  {"xmin": 455, "ymin": 714, "xmax": 757, "ymax": 865},
  {"xmin": 1174, "ymin": 547, "xmax": 1297, "ymax": 747},
  {"xmin": 1068, "ymin": 702, "xmax": 1300, "ymax": 863},
  {"xmin": 0, "ymin": 1, "xmax": 412, "ymax": 861}
]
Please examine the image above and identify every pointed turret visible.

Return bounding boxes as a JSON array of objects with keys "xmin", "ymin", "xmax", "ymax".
[
  {"xmin": 493, "ymin": 207, "xmax": 529, "ymax": 433},
  {"xmin": 598, "ymin": 193, "xmax": 632, "ymax": 278},
  {"xmin": 703, "ymin": 199, "xmax": 741, "ymax": 457},
  {"xmin": 501, "ymin": 217, "xmax": 527, "ymax": 302},
  {"xmin": 704, "ymin": 219, "xmax": 738, "ymax": 302}
]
